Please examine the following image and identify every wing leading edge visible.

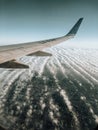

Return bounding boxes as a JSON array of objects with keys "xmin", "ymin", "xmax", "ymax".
[{"xmin": 0, "ymin": 18, "xmax": 83, "ymax": 69}]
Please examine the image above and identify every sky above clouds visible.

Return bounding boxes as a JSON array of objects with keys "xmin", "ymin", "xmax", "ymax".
[{"xmin": 0, "ymin": 0, "xmax": 98, "ymax": 48}]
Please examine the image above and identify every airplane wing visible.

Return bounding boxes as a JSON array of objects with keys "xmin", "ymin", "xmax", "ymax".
[{"xmin": 0, "ymin": 18, "xmax": 83, "ymax": 68}]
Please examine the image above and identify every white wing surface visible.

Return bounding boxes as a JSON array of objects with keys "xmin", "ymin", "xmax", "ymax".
[{"xmin": 0, "ymin": 18, "xmax": 83, "ymax": 68}]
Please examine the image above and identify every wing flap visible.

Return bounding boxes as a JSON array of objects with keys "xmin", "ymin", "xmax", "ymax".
[
  {"xmin": 0, "ymin": 60, "xmax": 29, "ymax": 69},
  {"xmin": 0, "ymin": 125, "xmax": 6, "ymax": 130},
  {"xmin": 27, "ymin": 51, "xmax": 52, "ymax": 56}
]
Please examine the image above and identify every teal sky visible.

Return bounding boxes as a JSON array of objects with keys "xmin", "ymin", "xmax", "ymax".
[{"xmin": 0, "ymin": 0, "xmax": 98, "ymax": 48}]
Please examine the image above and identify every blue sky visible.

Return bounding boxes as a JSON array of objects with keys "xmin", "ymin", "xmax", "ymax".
[{"xmin": 0, "ymin": 0, "xmax": 98, "ymax": 48}]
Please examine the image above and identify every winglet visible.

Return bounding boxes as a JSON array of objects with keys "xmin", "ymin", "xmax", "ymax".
[{"xmin": 66, "ymin": 18, "xmax": 83, "ymax": 36}]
